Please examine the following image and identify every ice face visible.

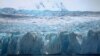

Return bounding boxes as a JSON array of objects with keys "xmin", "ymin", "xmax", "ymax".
[{"xmin": 0, "ymin": 30, "xmax": 100, "ymax": 55}]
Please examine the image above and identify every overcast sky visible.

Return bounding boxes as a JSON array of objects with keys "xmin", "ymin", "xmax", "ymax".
[{"xmin": 0, "ymin": 0, "xmax": 100, "ymax": 11}]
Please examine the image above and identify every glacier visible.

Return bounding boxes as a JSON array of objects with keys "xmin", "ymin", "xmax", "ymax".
[
  {"xmin": 0, "ymin": 0, "xmax": 100, "ymax": 55},
  {"xmin": 0, "ymin": 16, "xmax": 100, "ymax": 56}
]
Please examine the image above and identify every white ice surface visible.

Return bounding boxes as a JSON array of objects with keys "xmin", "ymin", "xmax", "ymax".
[{"xmin": 0, "ymin": 16, "xmax": 100, "ymax": 34}]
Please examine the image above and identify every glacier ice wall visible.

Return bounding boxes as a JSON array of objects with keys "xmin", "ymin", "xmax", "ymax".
[
  {"xmin": 0, "ymin": 16, "xmax": 100, "ymax": 55},
  {"xmin": 0, "ymin": 29, "xmax": 100, "ymax": 55}
]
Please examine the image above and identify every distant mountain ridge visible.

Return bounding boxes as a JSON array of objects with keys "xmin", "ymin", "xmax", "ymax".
[{"xmin": 0, "ymin": 8, "xmax": 100, "ymax": 18}]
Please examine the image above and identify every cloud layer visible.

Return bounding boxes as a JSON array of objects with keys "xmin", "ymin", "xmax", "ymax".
[{"xmin": 0, "ymin": 0, "xmax": 100, "ymax": 11}]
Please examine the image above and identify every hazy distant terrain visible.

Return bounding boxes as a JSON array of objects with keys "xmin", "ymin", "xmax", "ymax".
[{"xmin": 0, "ymin": 8, "xmax": 100, "ymax": 18}]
